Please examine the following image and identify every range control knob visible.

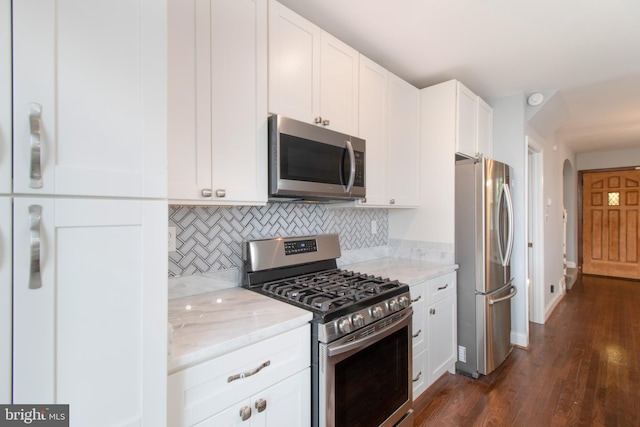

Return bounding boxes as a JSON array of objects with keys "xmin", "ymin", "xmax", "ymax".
[
  {"xmin": 388, "ymin": 299, "xmax": 399, "ymax": 312},
  {"xmin": 371, "ymin": 305, "xmax": 384, "ymax": 319},
  {"xmin": 398, "ymin": 296, "xmax": 410, "ymax": 309},
  {"xmin": 351, "ymin": 313, "xmax": 365, "ymax": 328},
  {"xmin": 337, "ymin": 318, "xmax": 352, "ymax": 334}
]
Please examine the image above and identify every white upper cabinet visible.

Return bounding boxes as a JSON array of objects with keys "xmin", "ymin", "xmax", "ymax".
[
  {"xmin": 476, "ymin": 97, "xmax": 493, "ymax": 159},
  {"xmin": 12, "ymin": 0, "xmax": 167, "ymax": 198},
  {"xmin": 357, "ymin": 56, "xmax": 419, "ymax": 208},
  {"xmin": 357, "ymin": 55, "xmax": 388, "ymax": 206},
  {"xmin": 454, "ymin": 81, "xmax": 493, "ymax": 159},
  {"xmin": 455, "ymin": 82, "xmax": 478, "ymax": 158},
  {"xmin": 387, "ymin": 73, "xmax": 420, "ymax": 207},
  {"xmin": 168, "ymin": 0, "xmax": 268, "ymax": 205},
  {"xmin": 0, "ymin": 1, "xmax": 10, "ymax": 195},
  {"xmin": 269, "ymin": 0, "xmax": 359, "ymax": 136}
]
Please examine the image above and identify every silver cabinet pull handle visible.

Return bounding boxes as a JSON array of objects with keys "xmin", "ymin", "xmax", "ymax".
[
  {"xmin": 28, "ymin": 103, "xmax": 43, "ymax": 189},
  {"xmin": 412, "ymin": 371, "xmax": 422, "ymax": 382},
  {"xmin": 227, "ymin": 360, "xmax": 270, "ymax": 383},
  {"xmin": 437, "ymin": 283, "xmax": 448, "ymax": 291},
  {"xmin": 322, "ymin": 119, "xmax": 330, "ymax": 126},
  {"xmin": 411, "ymin": 295, "xmax": 421, "ymax": 303},
  {"xmin": 239, "ymin": 406, "xmax": 251, "ymax": 421},
  {"xmin": 389, "ymin": 199, "xmax": 395, "ymax": 205},
  {"xmin": 430, "ymin": 308, "xmax": 436, "ymax": 315},
  {"xmin": 215, "ymin": 189, "xmax": 226, "ymax": 198},
  {"xmin": 29, "ymin": 205, "xmax": 42, "ymax": 289},
  {"xmin": 314, "ymin": 116, "xmax": 322, "ymax": 124},
  {"xmin": 412, "ymin": 329, "xmax": 422, "ymax": 338},
  {"xmin": 255, "ymin": 398, "xmax": 267, "ymax": 413},
  {"xmin": 201, "ymin": 189, "xmax": 212, "ymax": 197}
]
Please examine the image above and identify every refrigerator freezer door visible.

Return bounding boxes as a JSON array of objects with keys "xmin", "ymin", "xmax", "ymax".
[{"xmin": 477, "ymin": 284, "xmax": 516, "ymax": 375}]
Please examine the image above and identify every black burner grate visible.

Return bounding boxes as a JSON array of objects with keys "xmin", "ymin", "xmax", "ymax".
[{"xmin": 260, "ymin": 269, "xmax": 402, "ymax": 313}]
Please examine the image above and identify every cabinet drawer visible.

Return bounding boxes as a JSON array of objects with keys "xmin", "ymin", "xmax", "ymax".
[
  {"xmin": 412, "ymin": 349, "xmax": 427, "ymax": 401},
  {"xmin": 426, "ymin": 272, "xmax": 456, "ymax": 305},
  {"xmin": 168, "ymin": 324, "xmax": 310, "ymax": 427}
]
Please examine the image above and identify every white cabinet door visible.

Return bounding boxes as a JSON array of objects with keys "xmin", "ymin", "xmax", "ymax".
[
  {"xmin": 320, "ymin": 32, "xmax": 359, "ymax": 135},
  {"xmin": 387, "ymin": 73, "xmax": 420, "ymax": 207},
  {"xmin": 357, "ymin": 55, "xmax": 388, "ymax": 207},
  {"xmin": 12, "ymin": 0, "xmax": 166, "ymax": 198},
  {"xmin": 0, "ymin": 197, "xmax": 10, "ymax": 403},
  {"xmin": 477, "ymin": 97, "xmax": 493, "ymax": 158},
  {"xmin": 169, "ymin": 0, "xmax": 267, "ymax": 205},
  {"xmin": 268, "ymin": 0, "xmax": 320, "ymax": 124},
  {"xmin": 269, "ymin": 0, "xmax": 358, "ymax": 135},
  {"xmin": 427, "ymin": 294, "xmax": 457, "ymax": 385},
  {"xmin": 196, "ymin": 370, "xmax": 310, "ymax": 427},
  {"xmin": 13, "ymin": 198, "xmax": 167, "ymax": 426},
  {"xmin": 0, "ymin": 0, "xmax": 10, "ymax": 195},
  {"xmin": 455, "ymin": 81, "xmax": 477, "ymax": 158}
]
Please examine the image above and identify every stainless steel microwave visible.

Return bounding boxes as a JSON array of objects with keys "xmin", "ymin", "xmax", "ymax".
[{"xmin": 268, "ymin": 115, "xmax": 366, "ymax": 201}]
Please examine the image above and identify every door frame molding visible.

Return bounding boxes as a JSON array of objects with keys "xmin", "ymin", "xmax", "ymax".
[
  {"xmin": 527, "ymin": 136, "xmax": 545, "ymax": 324},
  {"xmin": 577, "ymin": 166, "xmax": 638, "ymax": 273}
]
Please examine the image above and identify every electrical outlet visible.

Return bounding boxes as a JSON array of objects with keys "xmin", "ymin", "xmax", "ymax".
[
  {"xmin": 458, "ymin": 345, "xmax": 466, "ymax": 363},
  {"xmin": 168, "ymin": 227, "xmax": 177, "ymax": 252},
  {"xmin": 371, "ymin": 220, "xmax": 377, "ymax": 235}
]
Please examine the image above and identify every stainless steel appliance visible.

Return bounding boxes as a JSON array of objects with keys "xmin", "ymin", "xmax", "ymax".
[
  {"xmin": 455, "ymin": 157, "xmax": 517, "ymax": 378},
  {"xmin": 268, "ymin": 115, "xmax": 366, "ymax": 201},
  {"xmin": 243, "ymin": 234, "xmax": 413, "ymax": 427}
]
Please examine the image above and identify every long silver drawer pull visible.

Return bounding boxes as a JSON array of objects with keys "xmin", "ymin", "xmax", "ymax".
[
  {"xmin": 412, "ymin": 329, "xmax": 422, "ymax": 338},
  {"xmin": 28, "ymin": 103, "xmax": 43, "ymax": 189},
  {"xmin": 227, "ymin": 360, "xmax": 271, "ymax": 383},
  {"xmin": 29, "ymin": 205, "xmax": 42, "ymax": 289},
  {"xmin": 411, "ymin": 295, "xmax": 421, "ymax": 303},
  {"xmin": 437, "ymin": 283, "xmax": 449, "ymax": 291},
  {"xmin": 412, "ymin": 371, "xmax": 422, "ymax": 382}
]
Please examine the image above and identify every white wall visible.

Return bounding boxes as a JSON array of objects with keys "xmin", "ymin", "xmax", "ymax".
[
  {"xmin": 576, "ymin": 146, "xmax": 640, "ymax": 170},
  {"xmin": 490, "ymin": 93, "xmax": 528, "ymax": 347}
]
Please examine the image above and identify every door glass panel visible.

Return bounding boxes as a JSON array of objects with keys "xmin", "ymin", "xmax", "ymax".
[
  {"xmin": 334, "ymin": 328, "xmax": 409, "ymax": 427},
  {"xmin": 280, "ymin": 134, "xmax": 348, "ymax": 185}
]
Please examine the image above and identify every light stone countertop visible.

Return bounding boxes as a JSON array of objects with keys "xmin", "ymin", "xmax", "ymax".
[
  {"xmin": 167, "ymin": 287, "xmax": 312, "ymax": 374},
  {"xmin": 344, "ymin": 257, "xmax": 458, "ymax": 286},
  {"xmin": 167, "ymin": 257, "xmax": 456, "ymax": 374}
]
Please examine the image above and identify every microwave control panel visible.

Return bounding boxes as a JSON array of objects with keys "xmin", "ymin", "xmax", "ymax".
[{"xmin": 354, "ymin": 151, "xmax": 365, "ymax": 187}]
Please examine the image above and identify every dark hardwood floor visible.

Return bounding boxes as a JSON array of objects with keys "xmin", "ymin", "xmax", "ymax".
[{"xmin": 412, "ymin": 274, "xmax": 640, "ymax": 426}]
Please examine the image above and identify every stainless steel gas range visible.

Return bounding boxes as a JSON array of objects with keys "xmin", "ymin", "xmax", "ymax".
[{"xmin": 243, "ymin": 234, "xmax": 414, "ymax": 427}]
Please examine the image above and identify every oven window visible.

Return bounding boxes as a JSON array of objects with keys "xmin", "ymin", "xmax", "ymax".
[
  {"xmin": 280, "ymin": 133, "xmax": 349, "ymax": 185},
  {"xmin": 334, "ymin": 328, "xmax": 409, "ymax": 427}
]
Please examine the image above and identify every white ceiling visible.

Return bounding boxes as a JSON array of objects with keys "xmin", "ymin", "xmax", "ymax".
[{"xmin": 277, "ymin": 0, "xmax": 640, "ymax": 154}]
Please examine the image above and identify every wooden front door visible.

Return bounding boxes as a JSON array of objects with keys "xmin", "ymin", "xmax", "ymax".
[{"xmin": 582, "ymin": 170, "xmax": 640, "ymax": 279}]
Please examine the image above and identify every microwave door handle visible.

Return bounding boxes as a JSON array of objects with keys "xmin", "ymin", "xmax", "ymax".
[{"xmin": 345, "ymin": 140, "xmax": 355, "ymax": 193}]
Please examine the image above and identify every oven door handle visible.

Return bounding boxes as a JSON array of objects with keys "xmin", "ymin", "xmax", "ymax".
[{"xmin": 327, "ymin": 309, "xmax": 412, "ymax": 357}]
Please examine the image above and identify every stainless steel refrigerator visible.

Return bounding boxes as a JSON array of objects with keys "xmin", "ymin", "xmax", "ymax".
[{"xmin": 455, "ymin": 157, "xmax": 516, "ymax": 378}]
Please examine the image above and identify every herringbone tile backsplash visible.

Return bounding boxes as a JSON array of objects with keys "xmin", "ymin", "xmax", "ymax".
[{"xmin": 169, "ymin": 204, "xmax": 388, "ymax": 277}]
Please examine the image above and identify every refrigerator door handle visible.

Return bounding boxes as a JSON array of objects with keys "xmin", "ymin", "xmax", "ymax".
[
  {"xmin": 504, "ymin": 183, "xmax": 515, "ymax": 265},
  {"xmin": 498, "ymin": 183, "xmax": 515, "ymax": 267},
  {"xmin": 489, "ymin": 284, "xmax": 517, "ymax": 305}
]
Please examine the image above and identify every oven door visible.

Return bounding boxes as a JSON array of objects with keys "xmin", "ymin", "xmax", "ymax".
[{"xmin": 319, "ymin": 308, "xmax": 413, "ymax": 427}]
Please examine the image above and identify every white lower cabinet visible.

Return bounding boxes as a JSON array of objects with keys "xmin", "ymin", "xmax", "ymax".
[
  {"xmin": 12, "ymin": 197, "xmax": 167, "ymax": 425},
  {"xmin": 410, "ymin": 272, "xmax": 457, "ymax": 401},
  {"xmin": 0, "ymin": 197, "xmax": 10, "ymax": 404},
  {"xmin": 168, "ymin": 325, "xmax": 310, "ymax": 427}
]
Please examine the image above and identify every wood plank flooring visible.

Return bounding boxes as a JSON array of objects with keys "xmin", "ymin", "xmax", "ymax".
[{"xmin": 412, "ymin": 275, "xmax": 640, "ymax": 426}]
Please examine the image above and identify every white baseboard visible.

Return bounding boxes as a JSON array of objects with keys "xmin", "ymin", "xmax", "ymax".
[
  {"xmin": 511, "ymin": 331, "xmax": 528, "ymax": 348},
  {"xmin": 544, "ymin": 291, "xmax": 564, "ymax": 322},
  {"xmin": 566, "ymin": 261, "xmax": 577, "ymax": 269}
]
